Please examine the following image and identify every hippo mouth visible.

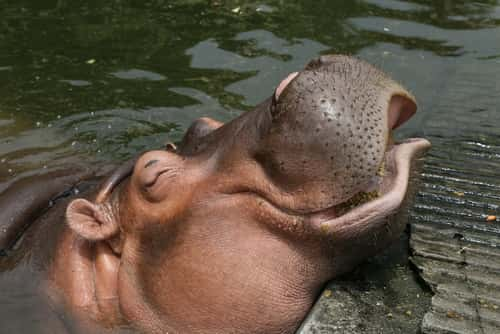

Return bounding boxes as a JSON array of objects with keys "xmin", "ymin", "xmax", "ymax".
[{"xmin": 306, "ymin": 137, "xmax": 430, "ymax": 232}]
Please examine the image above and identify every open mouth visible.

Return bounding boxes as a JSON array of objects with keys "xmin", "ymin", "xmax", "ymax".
[
  {"xmin": 333, "ymin": 141, "xmax": 401, "ymax": 217},
  {"xmin": 307, "ymin": 137, "xmax": 430, "ymax": 231}
]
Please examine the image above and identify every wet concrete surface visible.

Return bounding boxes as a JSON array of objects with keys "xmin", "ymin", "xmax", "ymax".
[{"xmin": 298, "ymin": 232, "xmax": 432, "ymax": 334}]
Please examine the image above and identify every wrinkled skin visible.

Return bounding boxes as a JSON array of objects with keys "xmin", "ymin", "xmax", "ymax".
[{"xmin": 0, "ymin": 55, "xmax": 430, "ymax": 334}]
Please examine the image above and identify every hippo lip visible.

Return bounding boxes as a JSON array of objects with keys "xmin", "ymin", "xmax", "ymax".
[
  {"xmin": 223, "ymin": 137, "xmax": 430, "ymax": 232},
  {"xmin": 307, "ymin": 137, "xmax": 430, "ymax": 230}
]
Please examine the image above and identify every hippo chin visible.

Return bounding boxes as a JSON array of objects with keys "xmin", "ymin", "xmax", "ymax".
[{"xmin": 1, "ymin": 55, "xmax": 430, "ymax": 334}]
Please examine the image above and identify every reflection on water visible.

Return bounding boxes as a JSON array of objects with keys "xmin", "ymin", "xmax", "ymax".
[
  {"xmin": 187, "ymin": 30, "xmax": 329, "ymax": 105},
  {"xmin": 1, "ymin": 0, "xmax": 500, "ymax": 333},
  {"xmin": 110, "ymin": 69, "xmax": 167, "ymax": 81}
]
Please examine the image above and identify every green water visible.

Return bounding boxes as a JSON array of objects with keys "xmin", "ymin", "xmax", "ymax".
[
  {"xmin": 2, "ymin": 0, "xmax": 499, "ymax": 190},
  {"xmin": 1, "ymin": 0, "xmax": 500, "ymax": 332}
]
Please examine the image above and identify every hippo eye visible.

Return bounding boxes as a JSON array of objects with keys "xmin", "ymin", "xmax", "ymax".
[{"xmin": 144, "ymin": 159, "xmax": 159, "ymax": 169}]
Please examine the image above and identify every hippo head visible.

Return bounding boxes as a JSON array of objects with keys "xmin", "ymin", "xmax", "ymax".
[{"xmin": 65, "ymin": 55, "xmax": 430, "ymax": 333}]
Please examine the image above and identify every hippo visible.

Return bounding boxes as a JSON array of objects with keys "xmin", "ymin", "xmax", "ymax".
[{"xmin": 0, "ymin": 55, "xmax": 430, "ymax": 334}]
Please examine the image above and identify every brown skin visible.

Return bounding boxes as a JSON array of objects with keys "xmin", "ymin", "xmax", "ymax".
[{"xmin": 15, "ymin": 55, "xmax": 430, "ymax": 334}]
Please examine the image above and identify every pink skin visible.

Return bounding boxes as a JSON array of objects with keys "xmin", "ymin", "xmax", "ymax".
[
  {"xmin": 275, "ymin": 71, "xmax": 299, "ymax": 100},
  {"xmin": 49, "ymin": 56, "xmax": 431, "ymax": 334}
]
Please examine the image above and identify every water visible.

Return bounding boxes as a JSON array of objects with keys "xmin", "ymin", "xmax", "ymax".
[
  {"xmin": 1, "ymin": 0, "xmax": 500, "ymax": 333},
  {"xmin": 2, "ymin": 1, "xmax": 500, "ymax": 187}
]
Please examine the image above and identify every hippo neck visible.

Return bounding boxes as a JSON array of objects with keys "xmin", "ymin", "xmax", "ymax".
[{"xmin": 116, "ymin": 224, "xmax": 335, "ymax": 334}]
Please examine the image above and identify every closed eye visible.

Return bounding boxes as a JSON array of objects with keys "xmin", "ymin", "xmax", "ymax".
[{"xmin": 144, "ymin": 168, "xmax": 175, "ymax": 187}]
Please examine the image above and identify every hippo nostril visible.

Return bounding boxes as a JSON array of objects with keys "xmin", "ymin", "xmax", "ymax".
[{"xmin": 272, "ymin": 72, "xmax": 299, "ymax": 120}]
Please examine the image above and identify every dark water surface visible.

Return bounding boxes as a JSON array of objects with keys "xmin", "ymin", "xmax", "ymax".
[{"xmin": 1, "ymin": 0, "xmax": 500, "ymax": 333}]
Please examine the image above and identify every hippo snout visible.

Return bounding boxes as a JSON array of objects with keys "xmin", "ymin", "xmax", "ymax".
[{"xmin": 254, "ymin": 55, "xmax": 420, "ymax": 212}]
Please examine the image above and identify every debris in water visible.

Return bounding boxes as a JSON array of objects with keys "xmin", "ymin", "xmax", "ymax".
[
  {"xmin": 486, "ymin": 215, "xmax": 497, "ymax": 222},
  {"xmin": 86, "ymin": 59, "xmax": 96, "ymax": 64},
  {"xmin": 323, "ymin": 290, "xmax": 332, "ymax": 298}
]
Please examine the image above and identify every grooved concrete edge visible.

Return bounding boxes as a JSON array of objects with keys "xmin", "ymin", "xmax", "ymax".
[
  {"xmin": 297, "ymin": 234, "xmax": 431, "ymax": 334},
  {"xmin": 409, "ymin": 223, "xmax": 500, "ymax": 334}
]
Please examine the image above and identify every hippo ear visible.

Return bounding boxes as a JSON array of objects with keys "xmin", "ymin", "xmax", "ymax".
[
  {"xmin": 66, "ymin": 198, "xmax": 119, "ymax": 241},
  {"xmin": 388, "ymin": 93, "xmax": 417, "ymax": 129}
]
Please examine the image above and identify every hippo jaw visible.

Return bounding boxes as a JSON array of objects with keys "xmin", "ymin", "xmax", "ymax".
[
  {"xmin": 221, "ymin": 55, "xmax": 419, "ymax": 216},
  {"xmin": 212, "ymin": 135, "xmax": 430, "ymax": 243},
  {"xmin": 306, "ymin": 137, "xmax": 430, "ymax": 236}
]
